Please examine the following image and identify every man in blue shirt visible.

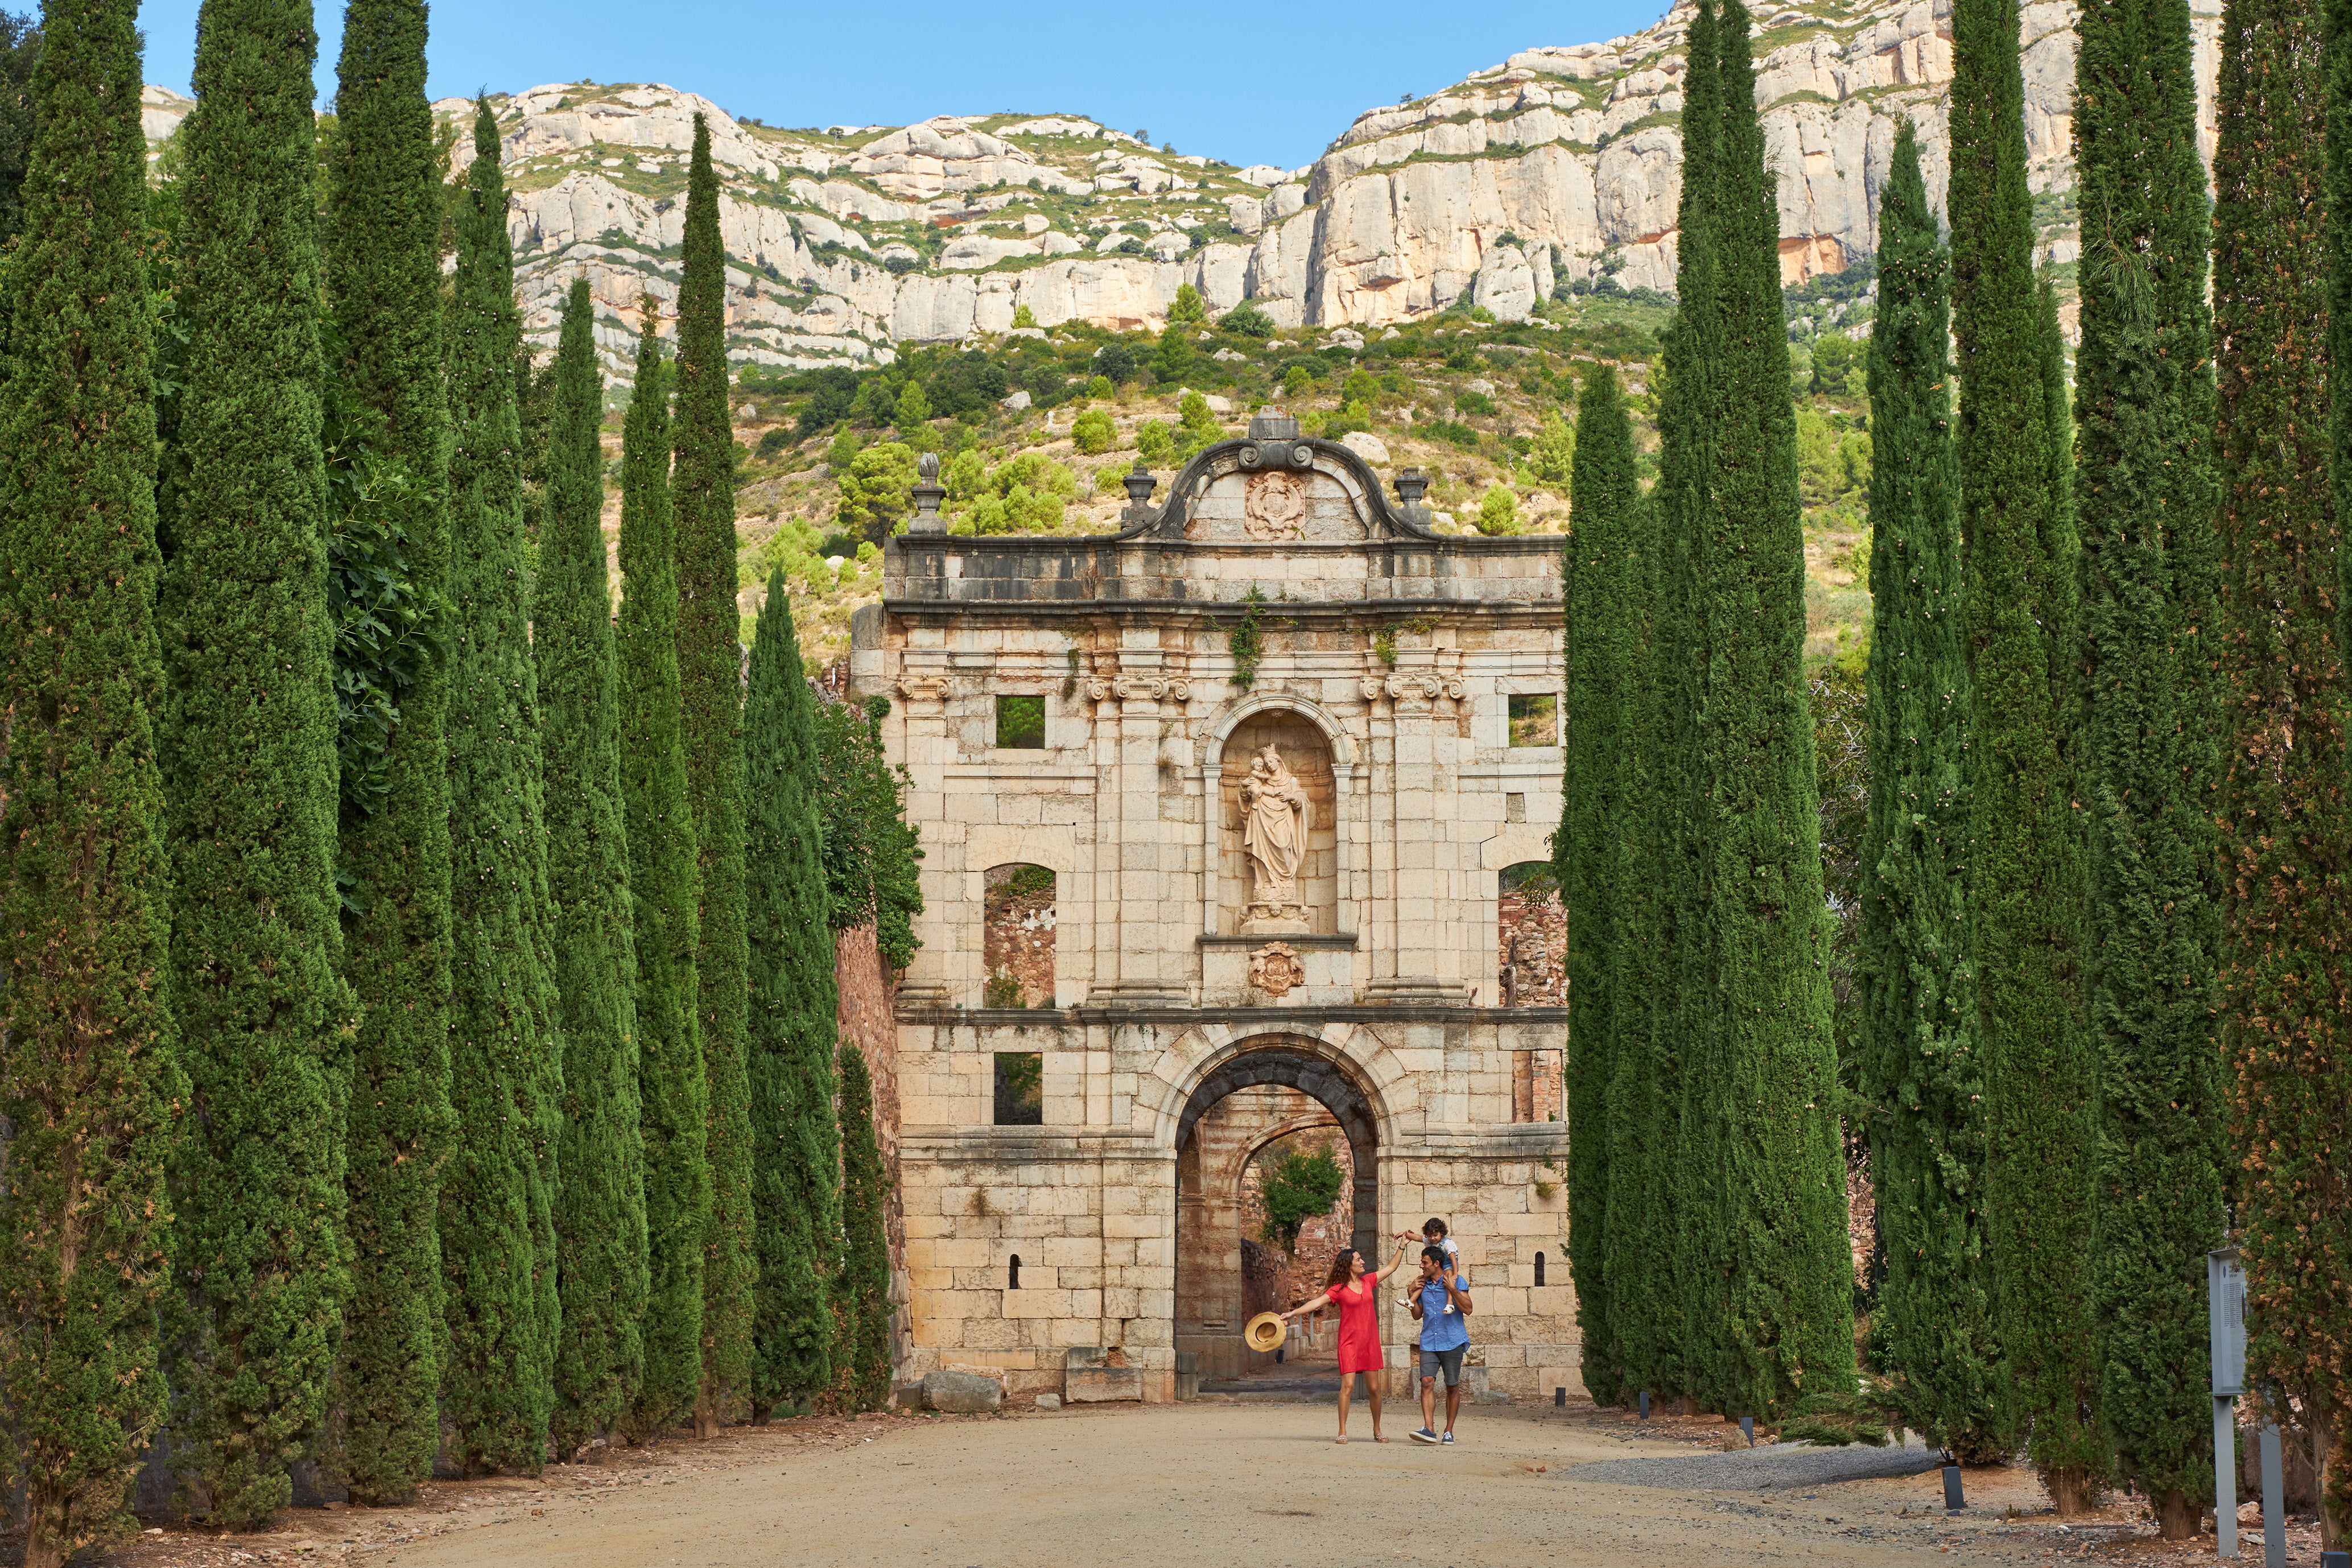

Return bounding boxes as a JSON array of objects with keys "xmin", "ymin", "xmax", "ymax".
[{"xmin": 1406, "ymin": 1243, "xmax": 1473, "ymax": 1443}]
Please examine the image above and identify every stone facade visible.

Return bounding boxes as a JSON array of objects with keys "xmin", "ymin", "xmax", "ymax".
[{"xmin": 849, "ymin": 415, "xmax": 1575, "ymax": 1405}]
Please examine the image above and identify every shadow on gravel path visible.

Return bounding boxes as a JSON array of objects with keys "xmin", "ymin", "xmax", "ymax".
[{"xmin": 1561, "ymin": 1437, "xmax": 1945, "ymax": 1492}]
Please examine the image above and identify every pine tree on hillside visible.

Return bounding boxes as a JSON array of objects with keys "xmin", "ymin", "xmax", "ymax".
[
  {"xmin": 1625, "ymin": 0, "xmax": 1722, "ymax": 1414},
  {"xmin": 744, "ymin": 572, "xmax": 844, "ymax": 1418},
  {"xmin": 616, "ymin": 307, "xmax": 711, "ymax": 1439},
  {"xmin": 1679, "ymin": 0, "xmax": 1854, "ymax": 1417},
  {"xmin": 1856, "ymin": 122, "xmax": 2003, "ymax": 1463},
  {"xmin": 159, "ymin": 0, "xmax": 354, "ymax": 1526},
  {"xmin": 1559, "ymin": 361, "xmax": 1643, "ymax": 1408},
  {"xmin": 2238, "ymin": 0, "xmax": 2352, "ymax": 1538},
  {"xmin": 0, "ymin": 3, "xmax": 184, "ymax": 1559},
  {"xmin": 2072, "ymin": 0, "xmax": 2225, "ymax": 1530},
  {"xmin": 836, "ymin": 1043, "xmax": 894, "ymax": 1412},
  {"xmin": 1949, "ymin": 0, "xmax": 2101, "ymax": 1509},
  {"xmin": 323, "ymin": 0, "xmax": 456, "ymax": 1505},
  {"xmin": 439, "ymin": 98, "xmax": 563, "ymax": 1476},
  {"xmin": 540, "ymin": 278, "xmax": 651, "ymax": 1454},
  {"xmin": 673, "ymin": 111, "xmax": 755, "ymax": 1433}
]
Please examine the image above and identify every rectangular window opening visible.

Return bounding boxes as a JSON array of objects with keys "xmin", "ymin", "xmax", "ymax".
[
  {"xmin": 1511, "ymin": 1048, "xmax": 1563, "ymax": 1124},
  {"xmin": 993, "ymin": 1051, "xmax": 1043, "ymax": 1126},
  {"xmin": 995, "ymin": 693, "xmax": 1046, "ymax": 749},
  {"xmin": 1508, "ymin": 692, "xmax": 1558, "ymax": 748}
]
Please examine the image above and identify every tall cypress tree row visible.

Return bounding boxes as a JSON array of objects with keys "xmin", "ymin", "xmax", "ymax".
[
  {"xmin": 1620, "ymin": 0, "xmax": 1720, "ymax": 1414},
  {"xmin": 1680, "ymin": 0, "xmax": 1853, "ymax": 1417},
  {"xmin": 744, "ymin": 572, "xmax": 843, "ymax": 1417},
  {"xmin": 2251, "ymin": 0, "xmax": 2352, "ymax": 1537},
  {"xmin": 160, "ymin": 0, "xmax": 354, "ymax": 1526},
  {"xmin": 2072, "ymin": 0, "xmax": 2223, "ymax": 1529},
  {"xmin": 439, "ymin": 100, "xmax": 563, "ymax": 1476},
  {"xmin": 0, "ymin": 3, "xmax": 184, "ymax": 1559},
  {"xmin": 1856, "ymin": 122, "xmax": 2002, "ymax": 1462},
  {"xmin": 836, "ymin": 1043, "xmax": 893, "ymax": 1413},
  {"xmin": 540, "ymin": 278, "xmax": 651, "ymax": 1453},
  {"xmin": 323, "ymin": 0, "xmax": 456, "ymax": 1504},
  {"xmin": 672, "ymin": 111, "xmax": 755, "ymax": 1432},
  {"xmin": 616, "ymin": 307, "xmax": 711, "ymax": 1438},
  {"xmin": 1949, "ymin": 0, "xmax": 2101, "ymax": 1509},
  {"xmin": 1559, "ymin": 362, "xmax": 1643, "ymax": 1408}
]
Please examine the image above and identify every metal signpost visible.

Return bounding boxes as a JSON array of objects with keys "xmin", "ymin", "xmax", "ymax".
[{"xmin": 2210, "ymin": 1249, "xmax": 2244, "ymax": 1559}]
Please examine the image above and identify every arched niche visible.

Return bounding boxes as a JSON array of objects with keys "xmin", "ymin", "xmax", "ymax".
[{"xmin": 1200, "ymin": 696, "xmax": 1355, "ymax": 938}]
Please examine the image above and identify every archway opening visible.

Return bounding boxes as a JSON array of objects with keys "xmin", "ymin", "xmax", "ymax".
[{"xmin": 1173, "ymin": 1041, "xmax": 1379, "ymax": 1387}]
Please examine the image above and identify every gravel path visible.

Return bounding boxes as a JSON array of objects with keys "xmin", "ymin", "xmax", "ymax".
[{"xmin": 1563, "ymin": 1435, "xmax": 1946, "ymax": 1492}]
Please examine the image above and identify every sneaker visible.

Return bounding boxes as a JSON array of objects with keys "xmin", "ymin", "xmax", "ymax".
[
  {"xmin": 1409, "ymin": 1427, "xmax": 1439, "ymax": 1444},
  {"xmin": 1441, "ymin": 1431, "xmax": 1455, "ymax": 1444}
]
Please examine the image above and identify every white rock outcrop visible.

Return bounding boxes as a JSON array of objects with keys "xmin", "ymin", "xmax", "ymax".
[{"xmin": 197, "ymin": 0, "xmax": 2211, "ymax": 380}]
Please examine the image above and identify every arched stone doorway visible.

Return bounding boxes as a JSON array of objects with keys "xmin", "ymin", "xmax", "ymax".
[{"xmin": 1172, "ymin": 1038, "xmax": 1380, "ymax": 1382}]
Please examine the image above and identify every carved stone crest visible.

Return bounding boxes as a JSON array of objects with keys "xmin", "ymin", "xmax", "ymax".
[
  {"xmin": 1243, "ymin": 470, "xmax": 1308, "ymax": 541},
  {"xmin": 1249, "ymin": 942, "xmax": 1306, "ymax": 997}
]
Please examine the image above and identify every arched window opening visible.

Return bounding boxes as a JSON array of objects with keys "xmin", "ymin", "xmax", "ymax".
[
  {"xmin": 1008, "ymin": 1255, "xmax": 1022, "ymax": 1290},
  {"xmin": 1534, "ymin": 1251, "xmax": 1546, "ymax": 1286}
]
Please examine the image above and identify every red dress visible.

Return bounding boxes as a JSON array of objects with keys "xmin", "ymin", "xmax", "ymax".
[{"xmin": 1324, "ymin": 1273, "xmax": 1384, "ymax": 1374}]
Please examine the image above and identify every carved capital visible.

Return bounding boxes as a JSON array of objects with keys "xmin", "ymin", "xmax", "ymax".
[
  {"xmin": 1092, "ymin": 674, "xmax": 1192, "ymax": 705},
  {"xmin": 895, "ymin": 673, "xmax": 950, "ymax": 705}
]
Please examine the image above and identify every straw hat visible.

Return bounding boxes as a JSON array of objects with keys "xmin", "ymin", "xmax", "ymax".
[{"xmin": 1244, "ymin": 1312, "xmax": 1286, "ymax": 1354}]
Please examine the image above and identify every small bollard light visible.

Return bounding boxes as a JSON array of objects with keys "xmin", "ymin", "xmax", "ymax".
[
  {"xmin": 1639, "ymin": 1391, "xmax": 1651, "ymax": 1420},
  {"xmin": 1555, "ymin": 1387, "xmax": 1566, "ymax": 1408},
  {"xmin": 1942, "ymin": 1464, "xmax": 1966, "ymax": 1511},
  {"xmin": 1739, "ymin": 1415, "xmax": 1755, "ymax": 1446}
]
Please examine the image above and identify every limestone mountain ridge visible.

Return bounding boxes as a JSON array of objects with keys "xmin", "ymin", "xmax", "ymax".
[{"xmin": 142, "ymin": 0, "xmax": 2219, "ymax": 379}]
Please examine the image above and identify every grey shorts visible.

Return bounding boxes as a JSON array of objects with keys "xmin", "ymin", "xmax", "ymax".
[{"xmin": 1419, "ymin": 1345, "xmax": 1465, "ymax": 1386}]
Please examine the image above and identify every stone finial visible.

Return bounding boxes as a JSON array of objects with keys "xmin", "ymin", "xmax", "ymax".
[
  {"xmin": 1393, "ymin": 468, "xmax": 1429, "ymax": 506},
  {"xmin": 907, "ymin": 449, "xmax": 946, "ymax": 534},
  {"xmin": 1122, "ymin": 458, "xmax": 1158, "ymax": 509}
]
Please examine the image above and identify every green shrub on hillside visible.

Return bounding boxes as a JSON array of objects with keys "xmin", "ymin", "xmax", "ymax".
[
  {"xmin": 1525, "ymin": 409, "xmax": 1577, "ymax": 486},
  {"xmin": 1071, "ymin": 406, "xmax": 1117, "ymax": 454},
  {"xmin": 1476, "ymin": 482, "xmax": 1520, "ymax": 535},
  {"xmin": 835, "ymin": 441, "xmax": 918, "ymax": 543},
  {"xmin": 1220, "ymin": 300, "xmax": 1274, "ymax": 338},
  {"xmin": 1084, "ymin": 374, "xmax": 1114, "ymax": 399}
]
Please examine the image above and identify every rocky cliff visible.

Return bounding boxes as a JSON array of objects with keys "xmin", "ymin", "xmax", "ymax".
[{"xmin": 143, "ymin": 0, "xmax": 2220, "ymax": 376}]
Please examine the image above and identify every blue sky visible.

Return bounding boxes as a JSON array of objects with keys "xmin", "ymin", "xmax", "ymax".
[{"xmin": 135, "ymin": 0, "xmax": 1670, "ymax": 171}]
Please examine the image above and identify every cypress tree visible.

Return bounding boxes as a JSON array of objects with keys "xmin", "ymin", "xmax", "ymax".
[
  {"xmin": 1623, "ymin": 0, "xmax": 1721, "ymax": 1415},
  {"xmin": 1856, "ymin": 123, "xmax": 2002, "ymax": 1461},
  {"xmin": 323, "ymin": 0, "xmax": 456, "ymax": 1504},
  {"xmin": 1559, "ymin": 362, "xmax": 1643, "ymax": 1408},
  {"xmin": 1679, "ymin": 0, "xmax": 1853, "ymax": 1417},
  {"xmin": 836, "ymin": 1043, "xmax": 893, "ymax": 1412},
  {"xmin": 1949, "ymin": 0, "xmax": 2101, "ymax": 1508},
  {"xmin": 439, "ymin": 99, "xmax": 563, "ymax": 1476},
  {"xmin": 160, "ymin": 0, "xmax": 354, "ymax": 1525},
  {"xmin": 540, "ymin": 278, "xmax": 651, "ymax": 1453},
  {"xmin": 0, "ymin": 2, "xmax": 183, "ymax": 1559},
  {"xmin": 744, "ymin": 572, "xmax": 843, "ymax": 1417},
  {"xmin": 673, "ymin": 110, "xmax": 754, "ymax": 1432},
  {"xmin": 2239, "ymin": 0, "xmax": 2352, "ymax": 1537},
  {"xmin": 616, "ymin": 306, "xmax": 710, "ymax": 1438},
  {"xmin": 2072, "ymin": 0, "xmax": 2225, "ymax": 1529}
]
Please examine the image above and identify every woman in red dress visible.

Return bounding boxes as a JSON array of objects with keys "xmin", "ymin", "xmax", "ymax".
[{"xmin": 1279, "ymin": 1237, "xmax": 1413, "ymax": 1442}]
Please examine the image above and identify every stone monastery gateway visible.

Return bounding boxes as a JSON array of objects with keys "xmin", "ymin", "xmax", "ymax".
[{"xmin": 849, "ymin": 412, "xmax": 1575, "ymax": 1404}]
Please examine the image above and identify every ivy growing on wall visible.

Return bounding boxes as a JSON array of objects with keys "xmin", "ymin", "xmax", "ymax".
[{"xmin": 1228, "ymin": 585, "xmax": 1266, "ymax": 687}]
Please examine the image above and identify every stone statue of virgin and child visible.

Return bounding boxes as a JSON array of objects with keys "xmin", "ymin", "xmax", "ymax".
[{"xmin": 1240, "ymin": 742, "xmax": 1309, "ymax": 927}]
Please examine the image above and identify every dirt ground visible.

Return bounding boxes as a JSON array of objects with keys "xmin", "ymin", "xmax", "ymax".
[{"xmin": 78, "ymin": 1402, "xmax": 2333, "ymax": 1568}]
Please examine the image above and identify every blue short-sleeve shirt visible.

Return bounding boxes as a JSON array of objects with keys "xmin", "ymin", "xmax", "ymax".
[{"xmin": 1416, "ymin": 1275, "xmax": 1470, "ymax": 1352}]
